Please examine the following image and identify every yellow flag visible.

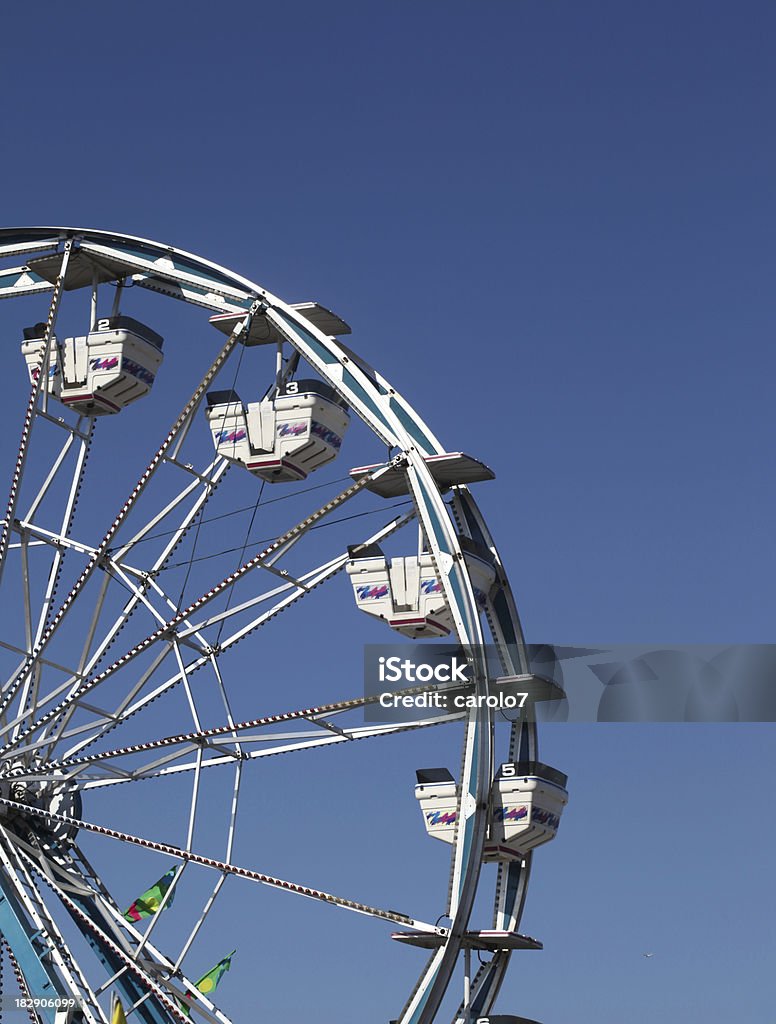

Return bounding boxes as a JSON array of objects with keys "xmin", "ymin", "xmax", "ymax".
[{"xmin": 111, "ymin": 993, "xmax": 127, "ymax": 1024}]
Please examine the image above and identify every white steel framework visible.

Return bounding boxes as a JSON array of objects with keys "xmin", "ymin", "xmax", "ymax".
[{"xmin": 0, "ymin": 227, "xmax": 561, "ymax": 1024}]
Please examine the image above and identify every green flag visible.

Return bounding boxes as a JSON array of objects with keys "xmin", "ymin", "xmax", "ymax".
[
  {"xmin": 179, "ymin": 951, "xmax": 236, "ymax": 1016},
  {"xmin": 123, "ymin": 868, "xmax": 176, "ymax": 922},
  {"xmin": 195, "ymin": 951, "xmax": 235, "ymax": 995}
]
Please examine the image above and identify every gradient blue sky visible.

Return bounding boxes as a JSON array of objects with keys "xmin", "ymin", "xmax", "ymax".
[{"xmin": 1, "ymin": 3, "xmax": 775, "ymax": 1022}]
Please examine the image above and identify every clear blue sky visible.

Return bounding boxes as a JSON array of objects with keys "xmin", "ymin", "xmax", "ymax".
[{"xmin": 1, "ymin": 3, "xmax": 775, "ymax": 1022}]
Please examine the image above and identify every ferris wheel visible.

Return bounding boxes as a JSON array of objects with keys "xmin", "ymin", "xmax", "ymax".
[{"xmin": 0, "ymin": 228, "xmax": 568, "ymax": 1024}]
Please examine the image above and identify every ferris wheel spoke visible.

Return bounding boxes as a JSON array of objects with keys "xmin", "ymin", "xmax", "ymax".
[
  {"xmin": 69, "ymin": 716, "xmax": 453, "ymax": 789},
  {"xmin": 19, "ymin": 528, "xmax": 34, "ymax": 654},
  {"xmin": 2, "ymin": 938, "xmax": 39, "ymax": 1024},
  {"xmin": 51, "ymin": 646, "xmax": 465, "ymax": 780},
  {"xmin": 14, "ymin": 708, "xmax": 452, "ymax": 791},
  {"xmin": 42, "ymin": 673, "xmax": 438, "ymax": 779},
  {"xmin": 0, "ymin": 796, "xmax": 442, "ymax": 939}
]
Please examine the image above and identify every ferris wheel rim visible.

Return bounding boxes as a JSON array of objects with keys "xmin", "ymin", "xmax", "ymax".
[{"xmin": 0, "ymin": 225, "xmax": 538, "ymax": 1024}]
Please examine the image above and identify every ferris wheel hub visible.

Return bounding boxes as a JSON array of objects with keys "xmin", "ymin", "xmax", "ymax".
[{"xmin": 0, "ymin": 763, "xmax": 81, "ymax": 848}]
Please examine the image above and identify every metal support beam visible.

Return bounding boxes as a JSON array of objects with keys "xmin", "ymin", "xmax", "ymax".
[
  {"xmin": 64, "ymin": 895, "xmax": 173, "ymax": 1024},
  {"xmin": 0, "ymin": 872, "xmax": 69, "ymax": 1024}
]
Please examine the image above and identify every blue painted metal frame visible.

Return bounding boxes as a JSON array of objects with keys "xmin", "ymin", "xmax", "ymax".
[
  {"xmin": 0, "ymin": 871, "xmax": 69, "ymax": 1024},
  {"xmin": 65, "ymin": 895, "xmax": 173, "ymax": 1024}
]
